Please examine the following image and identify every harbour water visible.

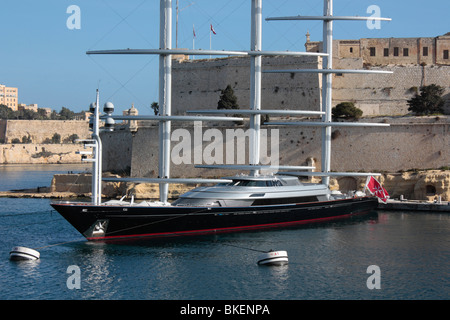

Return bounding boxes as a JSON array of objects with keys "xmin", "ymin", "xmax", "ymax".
[{"xmin": 0, "ymin": 165, "xmax": 449, "ymax": 301}]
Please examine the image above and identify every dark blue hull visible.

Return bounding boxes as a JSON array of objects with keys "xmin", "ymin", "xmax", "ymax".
[{"xmin": 51, "ymin": 197, "xmax": 378, "ymax": 241}]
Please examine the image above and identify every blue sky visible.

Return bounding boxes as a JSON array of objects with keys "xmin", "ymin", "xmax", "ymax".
[{"xmin": 0, "ymin": 0, "xmax": 448, "ymax": 114}]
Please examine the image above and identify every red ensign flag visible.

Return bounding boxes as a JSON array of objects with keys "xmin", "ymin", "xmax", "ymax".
[
  {"xmin": 210, "ymin": 24, "xmax": 216, "ymax": 35},
  {"xmin": 365, "ymin": 176, "xmax": 389, "ymax": 203}
]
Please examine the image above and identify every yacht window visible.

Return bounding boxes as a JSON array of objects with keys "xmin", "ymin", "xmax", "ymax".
[
  {"xmin": 217, "ymin": 179, "xmax": 283, "ymax": 187},
  {"xmin": 216, "ymin": 182, "xmax": 233, "ymax": 186},
  {"xmin": 233, "ymin": 180, "xmax": 267, "ymax": 187}
]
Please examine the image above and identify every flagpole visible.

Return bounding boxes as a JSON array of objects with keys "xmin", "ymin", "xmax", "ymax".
[
  {"xmin": 193, "ymin": 24, "xmax": 195, "ymax": 59},
  {"xmin": 364, "ymin": 176, "xmax": 371, "ymax": 194},
  {"xmin": 209, "ymin": 27, "xmax": 212, "ymax": 59}
]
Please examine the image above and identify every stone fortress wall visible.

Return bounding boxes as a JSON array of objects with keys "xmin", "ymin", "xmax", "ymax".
[
  {"xmin": 0, "ymin": 119, "xmax": 91, "ymax": 164},
  {"xmin": 171, "ymin": 55, "xmax": 450, "ymax": 118},
  {"xmin": 0, "ymin": 119, "xmax": 90, "ymax": 144}
]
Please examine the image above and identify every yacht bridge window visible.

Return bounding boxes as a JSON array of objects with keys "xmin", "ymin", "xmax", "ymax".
[{"xmin": 217, "ymin": 179, "xmax": 284, "ymax": 187}]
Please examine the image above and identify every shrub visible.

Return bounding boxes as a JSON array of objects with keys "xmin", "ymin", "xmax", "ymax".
[
  {"xmin": 21, "ymin": 135, "xmax": 32, "ymax": 143},
  {"xmin": 51, "ymin": 133, "xmax": 61, "ymax": 144},
  {"xmin": 64, "ymin": 134, "xmax": 79, "ymax": 144},
  {"xmin": 332, "ymin": 102, "xmax": 363, "ymax": 119}
]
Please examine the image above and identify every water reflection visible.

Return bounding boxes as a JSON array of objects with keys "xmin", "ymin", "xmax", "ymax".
[{"xmin": 0, "ymin": 164, "xmax": 90, "ymax": 191}]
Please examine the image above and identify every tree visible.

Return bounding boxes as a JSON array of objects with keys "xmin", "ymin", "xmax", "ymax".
[
  {"xmin": 0, "ymin": 104, "xmax": 16, "ymax": 119},
  {"xmin": 50, "ymin": 110, "xmax": 59, "ymax": 120},
  {"xmin": 332, "ymin": 102, "xmax": 363, "ymax": 119},
  {"xmin": 65, "ymin": 133, "xmax": 79, "ymax": 144},
  {"xmin": 150, "ymin": 102, "xmax": 159, "ymax": 115},
  {"xmin": 407, "ymin": 84, "xmax": 445, "ymax": 115},
  {"xmin": 59, "ymin": 107, "xmax": 75, "ymax": 120},
  {"xmin": 37, "ymin": 108, "xmax": 49, "ymax": 119},
  {"xmin": 217, "ymin": 85, "xmax": 239, "ymax": 110}
]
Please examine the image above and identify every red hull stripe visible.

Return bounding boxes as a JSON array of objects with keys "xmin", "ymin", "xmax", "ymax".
[{"xmin": 87, "ymin": 211, "xmax": 368, "ymax": 241}]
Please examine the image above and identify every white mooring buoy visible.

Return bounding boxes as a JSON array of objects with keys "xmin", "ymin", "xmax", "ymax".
[
  {"xmin": 257, "ymin": 250, "xmax": 288, "ymax": 266},
  {"xmin": 9, "ymin": 246, "xmax": 40, "ymax": 261}
]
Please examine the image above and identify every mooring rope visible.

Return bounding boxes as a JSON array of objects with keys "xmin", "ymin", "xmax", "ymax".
[
  {"xmin": 218, "ymin": 242, "xmax": 269, "ymax": 253},
  {"xmin": 33, "ymin": 239, "xmax": 86, "ymax": 250}
]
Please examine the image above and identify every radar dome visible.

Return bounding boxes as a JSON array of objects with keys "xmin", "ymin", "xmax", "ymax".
[{"xmin": 104, "ymin": 102, "xmax": 114, "ymax": 114}]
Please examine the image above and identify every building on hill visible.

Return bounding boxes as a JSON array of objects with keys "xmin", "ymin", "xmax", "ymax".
[
  {"xmin": 0, "ymin": 84, "xmax": 18, "ymax": 110},
  {"xmin": 305, "ymin": 32, "xmax": 450, "ymax": 66}
]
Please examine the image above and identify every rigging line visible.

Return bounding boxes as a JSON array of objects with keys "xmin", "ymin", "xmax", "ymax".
[
  {"xmin": 61, "ymin": 169, "xmax": 85, "ymax": 195},
  {"xmin": 100, "ymin": 0, "xmax": 155, "ymax": 48},
  {"xmin": 106, "ymin": 56, "xmax": 157, "ymax": 104},
  {"xmin": 265, "ymin": 20, "xmax": 305, "ymax": 51},
  {"xmin": 264, "ymin": 1, "xmax": 304, "ymax": 50},
  {"xmin": 2, "ymin": 218, "xmax": 62, "ymax": 228},
  {"xmin": 88, "ymin": 0, "xmax": 150, "ymax": 51},
  {"xmin": 265, "ymin": 0, "xmax": 291, "ymax": 18},
  {"xmin": 104, "ymin": 207, "xmax": 212, "ymax": 236},
  {"xmin": 87, "ymin": 55, "xmax": 153, "ymax": 107},
  {"xmin": 0, "ymin": 209, "xmax": 56, "ymax": 218}
]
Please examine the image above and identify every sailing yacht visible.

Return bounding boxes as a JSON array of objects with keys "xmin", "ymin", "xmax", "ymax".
[{"xmin": 51, "ymin": 0, "xmax": 391, "ymax": 241}]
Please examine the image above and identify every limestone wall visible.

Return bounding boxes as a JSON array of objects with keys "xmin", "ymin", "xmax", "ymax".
[
  {"xmin": 172, "ymin": 55, "xmax": 322, "ymax": 114},
  {"xmin": 382, "ymin": 171, "xmax": 450, "ymax": 201},
  {"xmin": 0, "ymin": 143, "xmax": 83, "ymax": 164},
  {"xmin": 101, "ymin": 129, "xmax": 133, "ymax": 174},
  {"xmin": 0, "ymin": 119, "xmax": 93, "ymax": 164},
  {"xmin": 0, "ymin": 119, "xmax": 90, "ymax": 144},
  {"xmin": 333, "ymin": 60, "xmax": 450, "ymax": 116}
]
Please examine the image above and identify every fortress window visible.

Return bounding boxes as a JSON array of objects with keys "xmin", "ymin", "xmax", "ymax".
[
  {"xmin": 426, "ymin": 185, "xmax": 436, "ymax": 196},
  {"xmin": 403, "ymin": 48, "xmax": 409, "ymax": 56},
  {"xmin": 349, "ymin": 47, "xmax": 353, "ymax": 53},
  {"xmin": 370, "ymin": 47, "xmax": 376, "ymax": 56},
  {"xmin": 423, "ymin": 47, "xmax": 428, "ymax": 56},
  {"xmin": 444, "ymin": 50, "xmax": 449, "ymax": 60},
  {"xmin": 394, "ymin": 47, "xmax": 399, "ymax": 56},
  {"xmin": 383, "ymin": 48, "xmax": 389, "ymax": 57}
]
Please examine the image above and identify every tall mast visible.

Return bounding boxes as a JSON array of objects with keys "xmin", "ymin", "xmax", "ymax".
[
  {"xmin": 321, "ymin": 0, "xmax": 333, "ymax": 186},
  {"xmin": 249, "ymin": 0, "xmax": 262, "ymax": 176},
  {"xmin": 159, "ymin": 0, "xmax": 172, "ymax": 203}
]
